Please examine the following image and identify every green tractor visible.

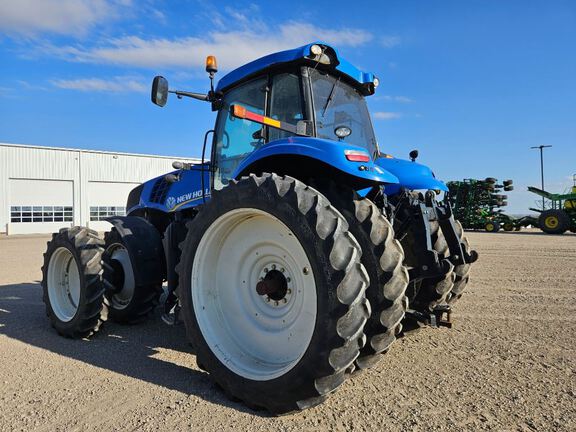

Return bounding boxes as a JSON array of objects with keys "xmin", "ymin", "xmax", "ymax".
[
  {"xmin": 446, "ymin": 177, "xmax": 518, "ymax": 232},
  {"xmin": 528, "ymin": 175, "xmax": 576, "ymax": 234}
]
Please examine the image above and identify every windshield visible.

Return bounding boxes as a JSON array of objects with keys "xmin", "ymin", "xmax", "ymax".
[{"xmin": 309, "ymin": 68, "xmax": 379, "ymax": 158}]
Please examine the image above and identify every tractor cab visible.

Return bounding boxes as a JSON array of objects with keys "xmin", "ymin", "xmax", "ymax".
[
  {"xmin": 212, "ymin": 64, "xmax": 379, "ymax": 190},
  {"xmin": 152, "ymin": 43, "xmax": 384, "ymax": 191}
]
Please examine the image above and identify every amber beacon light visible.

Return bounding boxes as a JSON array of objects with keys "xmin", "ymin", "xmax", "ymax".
[{"xmin": 206, "ymin": 56, "xmax": 218, "ymax": 74}]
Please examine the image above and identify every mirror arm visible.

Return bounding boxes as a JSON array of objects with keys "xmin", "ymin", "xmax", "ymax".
[{"xmin": 169, "ymin": 90, "xmax": 208, "ymax": 101}]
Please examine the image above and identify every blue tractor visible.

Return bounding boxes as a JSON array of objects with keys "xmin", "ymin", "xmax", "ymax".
[{"xmin": 41, "ymin": 43, "xmax": 477, "ymax": 414}]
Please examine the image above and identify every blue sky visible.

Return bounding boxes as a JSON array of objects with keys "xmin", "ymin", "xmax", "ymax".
[{"xmin": 0, "ymin": 0, "xmax": 575, "ymax": 213}]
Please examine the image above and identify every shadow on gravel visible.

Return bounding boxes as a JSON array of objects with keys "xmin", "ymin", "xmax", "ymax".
[{"xmin": 0, "ymin": 282, "xmax": 265, "ymax": 416}]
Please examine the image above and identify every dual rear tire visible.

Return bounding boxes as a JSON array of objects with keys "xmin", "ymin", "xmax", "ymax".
[{"xmin": 42, "ymin": 227, "xmax": 161, "ymax": 338}]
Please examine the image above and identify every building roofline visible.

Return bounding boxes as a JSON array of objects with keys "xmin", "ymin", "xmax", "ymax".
[{"xmin": 0, "ymin": 142, "xmax": 201, "ymax": 161}]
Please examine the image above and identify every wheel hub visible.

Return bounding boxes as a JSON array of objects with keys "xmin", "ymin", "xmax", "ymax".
[
  {"xmin": 105, "ymin": 245, "xmax": 135, "ymax": 309},
  {"xmin": 256, "ymin": 265, "xmax": 292, "ymax": 307},
  {"xmin": 545, "ymin": 216, "xmax": 558, "ymax": 228}
]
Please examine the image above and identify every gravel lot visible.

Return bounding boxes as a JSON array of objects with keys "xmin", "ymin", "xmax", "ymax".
[{"xmin": 0, "ymin": 230, "xmax": 575, "ymax": 431}]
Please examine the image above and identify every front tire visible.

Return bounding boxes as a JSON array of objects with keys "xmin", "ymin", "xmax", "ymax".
[
  {"xmin": 102, "ymin": 228, "xmax": 162, "ymax": 323},
  {"xmin": 177, "ymin": 174, "xmax": 370, "ymax": 414},
  {"xmin": 41, "ymin": 227, "xmax": 107, "ymax": 338}
]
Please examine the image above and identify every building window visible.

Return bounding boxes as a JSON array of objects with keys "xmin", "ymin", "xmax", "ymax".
[
  {"xmin": 89, "ymin": 206, "xmax": 126, "ymax": 221},
  {"xmin": 10, "ymin": 206, "xmax": 73, "ymax": 223}
]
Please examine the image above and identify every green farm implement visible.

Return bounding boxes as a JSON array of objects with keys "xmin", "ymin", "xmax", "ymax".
[
  {"xmin": 446, "ymin": 177, "xmax": 530, "ymax": 232},
  {"xmin": 527, "ymin": 175, "xmax": 576, "ymax": 234}
]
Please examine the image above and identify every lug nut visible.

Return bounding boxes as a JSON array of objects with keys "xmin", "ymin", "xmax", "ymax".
[
  {"xmin": 287, "ymin": 288, "xmax": 292, "ymax": 294},
  {"xmin": 303, "ymin": 267, "xmax": 309, "ymax": 275},
  {"xmin": 286, "ymin": 277, "xmax": 291, "ymax": 283},
  {"xmin": 274, "ymin": 301, "xmax": 279, "ymax": 306},
  {"xmin": 272, "ymin": 264, "xmax": 276, "ymax": 270},
  {"xmin": 264, "ymin": 267, "xmax": 269, "ymax": 273}
]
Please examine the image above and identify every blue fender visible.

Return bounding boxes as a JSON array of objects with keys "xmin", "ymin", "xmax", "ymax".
[
  {"xmin": 232, "ymin": 136, "xmax": 399, "ymax": 185},
  {"xmin": 375, "ymin": 157, "xmax": 448, "ymax": 195}
]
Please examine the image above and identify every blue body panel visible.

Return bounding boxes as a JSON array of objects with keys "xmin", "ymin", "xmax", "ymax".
[
  {"xmin": 128, "ymin": 164, "xmax": 211, "ymax": 214},
  {"xmin": 232, "ymin": 137, "xmax": 399, "ymax": 184},
  {"xmin": 216, "ymin": 42, "xmax": 376, "ymax": 92},
  {"xmin": 129, "ymin": 154, "xmax": 446, "ymax": 215},
  {"xmin": 375, "ymin": 157, "xmax": 448, "ymax": 195}
]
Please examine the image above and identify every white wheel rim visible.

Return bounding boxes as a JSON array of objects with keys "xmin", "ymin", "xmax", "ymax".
[
  {"xmin": 192, "ymin": 208, "xmax": 317, "ymax": 381},
  {"xmin": 47, "ymin": 247, "xmax": 81, "ymax": 322},
  {"xmin": 107, "ymin": 244, "xmax": 135, "ymax": 310}
]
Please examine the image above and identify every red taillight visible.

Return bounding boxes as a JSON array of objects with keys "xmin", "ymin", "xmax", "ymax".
[{"xmin": 344, "ymin": 150, "xmax": 370, "ymax": 162}]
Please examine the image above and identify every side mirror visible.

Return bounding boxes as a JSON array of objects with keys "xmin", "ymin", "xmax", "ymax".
[{"xmin": 151, "ymin": 76, "xmax": 169, "ymax": 107}]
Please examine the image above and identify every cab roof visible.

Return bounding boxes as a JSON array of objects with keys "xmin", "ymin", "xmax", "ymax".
[{"xmin": 215, "ymin": 42, "xmax": 377, "ymax": 94}]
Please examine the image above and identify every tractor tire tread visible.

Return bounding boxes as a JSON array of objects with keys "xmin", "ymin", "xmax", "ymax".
[
  {"xmin": 177, "ymin": 173, "xmax": 370, "ymax": 414},
  {"xmin": 41, "ymin": 227, "xmax": 108, "ymax": 339}
]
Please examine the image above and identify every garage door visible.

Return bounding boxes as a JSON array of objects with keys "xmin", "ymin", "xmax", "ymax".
[
  {"xmin": 87, "ymin": 181, "xmax": 140, "ymax": 231},
  {"xmin": 8, "ymin": 179, "xmax": 74, "ymax": 235}
]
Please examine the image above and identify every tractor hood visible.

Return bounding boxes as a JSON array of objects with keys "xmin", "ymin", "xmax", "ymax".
[{"xmin": 375, "ymin": 156, "xmax": 448, "ymax": 193}]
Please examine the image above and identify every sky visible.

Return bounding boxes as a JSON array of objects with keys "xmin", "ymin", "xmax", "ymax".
[{"xmin": 0, "ymin": 0, "xmax": 575, "ymax": 214}]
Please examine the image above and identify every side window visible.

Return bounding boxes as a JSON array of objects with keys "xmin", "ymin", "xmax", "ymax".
[
  {"xmin": 268, "ymin": 73, "xmax": 303, "ymax": 142},
  {"xmin": 213, "ymin": 77, "xmax": 267, "ymax": 190}
]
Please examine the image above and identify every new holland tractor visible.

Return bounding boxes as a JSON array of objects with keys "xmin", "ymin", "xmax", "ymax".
[{"xmin": 41, "ymin": 43, "xmax": 477, "ymax": 414}]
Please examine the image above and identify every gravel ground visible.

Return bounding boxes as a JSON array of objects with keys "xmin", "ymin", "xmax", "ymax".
[{"xmin": 0, "ymin": 230, "xmax": 575, "ymax": 431}]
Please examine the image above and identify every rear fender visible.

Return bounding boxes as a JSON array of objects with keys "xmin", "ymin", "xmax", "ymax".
[{"xmin": 233, "ymin": 136, "xmax": 399, "ymax": 188}]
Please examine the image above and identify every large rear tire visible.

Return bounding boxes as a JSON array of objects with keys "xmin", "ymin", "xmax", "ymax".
[
  {"xmin": 102, "ymin": 228, "xmax": 162, "ymax": 323},
  {"xmin": 314, "ymin": 183, "xmax": 408, "ymax": 370},
  {"xmin": 41, "ymin": 227, "xmax": 107, "ymax": 338},
  {"xmin": 177, "ymin": 173, "xmax": 370, "ymax": 414}
]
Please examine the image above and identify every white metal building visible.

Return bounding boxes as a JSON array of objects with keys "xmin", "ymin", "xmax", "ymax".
[{"xmin": 0, "ymin": 143, "xmax": 200, "ymax": 235}]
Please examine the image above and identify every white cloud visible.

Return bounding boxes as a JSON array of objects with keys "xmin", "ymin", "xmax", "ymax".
[
  {"xmin": 381, "ymin": 36, "xmax": 401, "ymax": 48},
  {"xmin": 381, "ymin": 95, "xmax": 414, "ymax": 103},
  {"xmin": 373, "ymin": 111, "xmax": 403, "ymax": 120},
  {"xmin": 51, "ymin": 76, "xmax": 146, "ymax": 92},
  {"xmin": 0, "ymin": 0, "xmax": 126, "ymax": 36},
  {"xmin": 46, "ymin": 21, "xmax": 373, "ymax": 70}
]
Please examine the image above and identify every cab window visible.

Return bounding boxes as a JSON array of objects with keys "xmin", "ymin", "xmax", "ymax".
[
  {"xmin": 213, "ymin": 77, "xmax": 267, "ymax": 190},
  {"xmin": 268, "ymin": 73, "xmax": 304, "ymax": 142}
]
